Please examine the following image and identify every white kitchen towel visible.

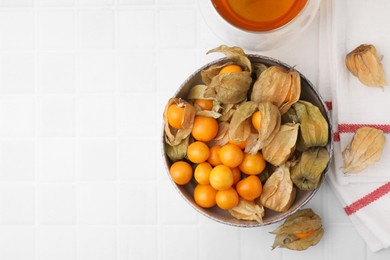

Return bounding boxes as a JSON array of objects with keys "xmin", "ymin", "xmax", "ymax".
[
  {"xmin": 328, "ymin": 0, "xmax": 390, "ymax": 184},
  {"xmin": 321, "ymin": 0, "xmax": 390, "ymax": 252}
]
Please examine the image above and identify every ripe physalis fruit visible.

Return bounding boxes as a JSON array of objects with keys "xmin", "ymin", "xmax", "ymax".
[
  {"xmin": 163, "ymin": 98, "xmax": 196, "ymax": 146},
  {"xmin": 271, "ymin": 208, "xmax": 323, "ymax": 251},
  {"xmin": 342, "ymin": 126, "xmax": 386, "ymax": 173},
  {"xmin": 345, "ymin": 44, "xmax": 386, "ymax": 88},
  {"xmin": 169, "ymin": 161, "xmax": 193, "ymax": 185}
]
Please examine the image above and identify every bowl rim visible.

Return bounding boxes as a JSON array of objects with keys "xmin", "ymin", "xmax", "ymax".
[{"xmin": 161, "ymin": 54, "xmax": 334, "ymax": 227}]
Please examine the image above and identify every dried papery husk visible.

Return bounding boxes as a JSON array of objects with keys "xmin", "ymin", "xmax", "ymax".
[
  {"xmin": 165, "ymin": 135, "xmax": 190, "ymax": 162},
  {"xmin": 342, "ymin": 126, "xmax": 386, "ymax": 173},
  {"xmin": 207, "ymin": 121, "xmax": 229, "ymax": 147},
  {"xmin": 271, "ymin": 208, "xmax": 324, "ymax": 250},
  {"xmin": 245, "ymin": 102, "xmax": 281, "ymax": 155},
  {"xmin": 262, "ymin": 123, "xmax": 299, "ymax": 166},
  {"xmin": 250, "ymin": 66, "xmax": 301, "ymax": 114},
  {"xmin": 163, "ymin": 98, "xmax": 196, "ymax": 146},
  {"xmin": 345, "ymin": 44, "xmax": 386, "ymax": 88},
  {"xmin": 290, "ymin": 101, "xmax": 329, "ymax": 151},
  {"xmin": 291, "ymin": 147, "xmax": 330, "ymax": 190},
  {"xmin": 260, "ymin": 164, "xmax": 296, "ymax": 212},
  {"xmin": 228, "ymin": 101, "xmax": 258, "ymax": 143},
  {"xmin": 201, "ymin": 61, "xmax": 234, "ymax": 86},
  {"xmin": 219, "ymin": 103, "xmax": 237, "ymax": 122},
  {"xmin": 252, "ymin": 63, "xmax": 268, "ymax": 78},
  {"xmin": 206, "ymin": 45, "xmax": 252, "ymax": 73},
  {"xmin": 206, "ymin": 71, "xmax": 252, "ymax": 104},
  {"xmin": 187, "ymin": 84, "xmax": 222, "ymax": 118},
  {"xmin": 228, "ymin": 198, "xmax": 264, "ymax": 224}
]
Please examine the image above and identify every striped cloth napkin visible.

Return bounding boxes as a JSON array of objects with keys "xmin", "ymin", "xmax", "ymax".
[{"xmin": 320, "ymin": 0, "xmax": 390, "ymax": 252}]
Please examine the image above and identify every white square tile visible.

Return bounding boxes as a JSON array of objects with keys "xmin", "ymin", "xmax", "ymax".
[
  {"xmin": 79, "ymin": 139, "xmax": 116, "ymax": 181},
  {"xmin": 118, "ymin": 227, "xmax": 158, "ymax": 260},
  {"xmin": 159, "ymin": 9, "xmax": 196, "ymax": 48},
  {"xmin": 118, "ymin": 0, "xmax": 154, "ymax": 4},
  {"xmin": 0, "ymin": 53, "xmax": 34, "ymax": 93},
  {"xmin": 0, "ymin": 0, "xmax": 33, "ymax": 6},
  {"xmin": 160, "ymin": 0, "xmax": 193, "ymax": 3},
  {"xmin": 118, "ymin": 95, "xmax": 156, "ymax": 136},
  {"xmin": 326, "ymin": 226, "xmax": 366, "ymax": 260},
  {"xmin": 157, "ymin": 50, "xmax": 197, "ymax": 94},
  {"xmin": 117, "ymin": 10, "xmax": 155, "ymax": 49},
  {"xmin": 37, "ymin": 0, "xmax": 74, "ymax": 6},
  {"xmin": 79, "ymin": 183, "xmax": 116, "ymax": 224},
  {"xmin": 78, "ymin": 0, "xmax": 113, "ymax": 5},
  {"xmin": 118, "ymin": 183, "xmax": 157, "ymax": 224},
  {"xmin": 158, "ymin": 180, "xmax": 198, "ymax": 224},
  {"xmin": 38, "ymin": 139, "xmax": 75, "ymax": 182},
  {"xmin": 0, "ymin": 227, "xmax": 34, "ymax": 260},
  {"xmin": 38, "ymin": 52, "xmax": 75, "ymax": 93},
  {"xmin": 78, "ymin": 95, "xmax": 115, "ymax": 136},
  {"xmin": 38, "ymin": 10, "xmax": 75, "ymax": 50},
  {"xmin": 38, "ymin": 184, "xmax": 76, "ymax": 225},
  {"xmin": 78, "ymin": 10, "xmax": 114, "ymax": 49},
  {"xmin": 37, "ymin": 96, "xmax": 75, "ymax": 137},
  {"xmin": 0, "ymin": 184, "xmax": 34, "ymax": 224},
  {"xmin": 118, "ymin": 52, "xmax": 155, "ymax": 93},
  {"xmin": 0, "ymin": 96, "xmax": 34, "ymax": 137},
  {"xmin": 199, "ymin": 225, "xmax": 241, "ymax": 260},
  {"xmin": 79, "ymin": 227, "xmax": 116, "ymax": 260},
  {"xmin": 161, "ymin": 226, "xmax": 198, "ymax": 260},
  {"xmin": 242, "ymin": 225, "xmax": 282, "ymax": 259},
  {"xmin": 0, "ymin": 140, "xmax": 34, "ymax": 181},
  {"xmin": 117, "ymin": 138, "xmax": 156, "ymax": 180},
  {"xmin": 78, "ymin": 53, "xmax": 115, "ymax": 93},
  {"xmin": 0, "ymin": 11, "xmax": 34, "ymax": 50},
  {"xmin": 39, "ymin": 227, "xmax": 76, "ymax": 260}
]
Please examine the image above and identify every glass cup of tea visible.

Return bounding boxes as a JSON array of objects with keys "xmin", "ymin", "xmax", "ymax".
[{"xmin": 198, "ymin": 0, "xmax": 321, "ymax": 51}]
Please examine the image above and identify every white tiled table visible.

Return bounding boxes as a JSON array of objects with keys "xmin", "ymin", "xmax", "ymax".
[{"xmin": 1, "ymin": 0, "xmax": 390, "ymax": 259}]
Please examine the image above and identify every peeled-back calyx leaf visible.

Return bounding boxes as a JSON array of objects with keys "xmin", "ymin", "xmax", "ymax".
[
  {"xmin": 245, "ymin": 102, "xmax": 281, "ymax": 155},
  {"xmin": 228, "ymin": 198, "xmax": 264, "ymax": 224},
  {"xmin": 206, "ymin": 45, "xmax": 252, "ymax": 73},
  {"xmin": 163, "ymin": 98, "xmax": 196, "ymax": 146},
  {"xmin": 262, "ymin": 123, "xmax": 299, "ymax": 166},
  {"xmin": 342, "ymin": 126, "xmax": 386, "ymax": 173},
  {"xmin": 345, "ymin": 44, "xmax": 386, "ymax": 88},
  {"xmin": 289, "ymin": 101, "xmax": 329, "ymax": 151},
  {"xmin": 165, "ymin": 135, "xmax": 190, "ymax": 162},
  {"xmin": 250, "ymin": 66, "xmax": 301, "ymax": 114},
  {"xmin": 271, "ymin": 208, "xmax": 323, "ymax": 251},
  {"xmin": 260, "ymin": 164, "xmax": 296, "ymax": 212},
  {"xmin": 291, "ymin": 147, "xmax": 330, "ymax": 190},
  {"xmin": 228, "ymin": 101, "xmax": 258, "ymax": 143}
]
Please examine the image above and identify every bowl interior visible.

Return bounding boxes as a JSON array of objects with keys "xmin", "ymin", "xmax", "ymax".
[{"xmin": 162, "ymin": 55, "xmax": 333, "ymax": 227}]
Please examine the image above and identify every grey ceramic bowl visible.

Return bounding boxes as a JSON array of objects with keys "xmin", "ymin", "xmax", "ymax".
[{"xmin": 162, "ymin": 54, "xmax": 333, "ymax": 227}]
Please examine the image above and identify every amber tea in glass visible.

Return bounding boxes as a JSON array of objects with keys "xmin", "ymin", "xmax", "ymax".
[{"xmin": 211, "ymin": 0, "xmax": 308, "ymax": 32}]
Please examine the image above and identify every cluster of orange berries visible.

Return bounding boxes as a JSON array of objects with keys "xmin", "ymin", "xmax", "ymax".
[{"xmin": 167, "ymin": 65, "xmax": 267, "ymax": 211}]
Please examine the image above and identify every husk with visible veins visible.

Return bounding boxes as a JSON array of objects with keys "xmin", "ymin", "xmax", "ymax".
[
  {"xmin": 345, "ymin": 44, "xmax": 386, "ymax": 88},
  {"xmin": 271, "ymin": 208, "xmax": 323, "ymax": 250},
  {"xmin": 165, "ymin": 135, "xmax": 190, "ymax": 162},
  {"xmin": 260, "ymin": 164, "xmax": 296, "ymax": 212},
  {"xmin": 206, "ymin": 45, "xmax": 252, "ymax": 73},
  {"xmin": 219, "ymin": 103, "xmax": 237, "ymax": 122},
  {"xmin": 342, "ymin": 126, "xmax": 386, "ymax": 173},
  {"xmin": 207, "ymin": 121, "xmax": 229, "ymax": 147},
  {"xmin": 206, "ymin": 71, "xmax": 252, "ymax": 104},
  {"xmin": 245, "ymin": 102, "xmax": 281, "ymax": 155},
  {"xmin": 201, "ymin": 61, "xmax": 234, "ymax": 86},
  {"xmin": 187, "ymin": 84, "xmax": 222, "ymax": 118},
  {"xmin": 250, "ymin": 66, "xmax": 301, "ymax": 114},
  {"xmin": 228, "ymin": 198, "xmax": 264, "ymax": 224},
  {"xmin": 262, "ymin": 123, "xmax": 299, "ymax": 166},
  {"xmin": 228, "ymin": 101, "xmax": 258, "ymax": 144},
  {"xmin": 285, "ymin": 101, "xmax": 329, "ymax": 151},
  {"xmin": 291, "ymin": 147, "xmax": 330, "ymax": 190},
  {"xmin": 163, "ymin": 98, "xmax": 196, "ymax": 146}
]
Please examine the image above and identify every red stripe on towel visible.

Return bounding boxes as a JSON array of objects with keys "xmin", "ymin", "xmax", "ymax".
[
  {"xmin": 325, "ymin": 101, "xmax": 332, "ymax": 111},
  {"xmin": 344, "ymin": 182, "xmax": 390, "ymax": 215},
  {"xmin": 333, "ymin": 124, "xmax": 390, "ymax": 142}
]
